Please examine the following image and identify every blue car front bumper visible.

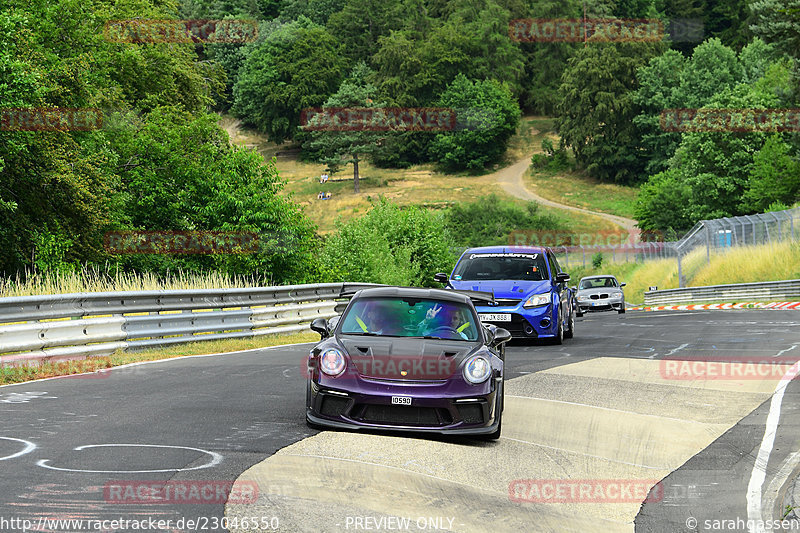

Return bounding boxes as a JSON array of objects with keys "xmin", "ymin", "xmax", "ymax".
[{"xmin": 475, "ymin": 303, "xmax": 558, "ymax": 339}]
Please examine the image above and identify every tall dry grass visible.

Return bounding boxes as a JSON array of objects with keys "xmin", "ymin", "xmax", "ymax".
[
  {"xmin": 568, "ymin": 241, "xmax": 800, "ymax": 304},
  {"xmin": 0, "ymin": 266, "xmax": 270, "ymax": 298},
  {"xmin": 690, "ymin": 241, "xmax": 800, "ymax": 287}
]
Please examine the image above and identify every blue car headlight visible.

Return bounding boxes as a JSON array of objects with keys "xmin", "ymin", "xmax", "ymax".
[
  {"xmin": 320, "ymin": 348, "xmax": 346, "ymax": 377},
  {"xmin": 463, "ymin": 355, "xmax": 492, "ymax": 384},
  {"xmin": 523, "ymin": 292, "xmax": 551, "ymax": 308}
]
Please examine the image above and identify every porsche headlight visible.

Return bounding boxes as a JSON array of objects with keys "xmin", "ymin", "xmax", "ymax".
[
  {"xmin": 320, "ymin": 348, "xmax": 346, "ymax": 376},
  {"xmin": 463, "ymin": 355, "xmax": 492, "ymax": 384},
  {"xmin": 523, "ymin": 292, "xmax": 551, "ymax": 308}
]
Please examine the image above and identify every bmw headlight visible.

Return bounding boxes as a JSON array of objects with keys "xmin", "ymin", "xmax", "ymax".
[
  {"xmin": 610, "ymin": 291, "xmax": 623, "ymax": 297},
  {"xmin": 320, "ymin": 348, "xmax": 346, "ymax": 377},
  {"xmin": 577, "ymin": 295, "xmax": 590, "ymax": 301},
  {"xmin": 523, "ymin": 292, "xmax": 551, "ymax": 308},
  {"xmin": 463, "ymin": 355, "xmax": 492, "ymax": 384}
]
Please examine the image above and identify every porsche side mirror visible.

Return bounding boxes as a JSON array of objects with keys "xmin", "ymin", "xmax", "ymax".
[
  {"xmin": 310, "ymin": 317, "xmax": 330, "ymax": 339},
  {"xmin": 433, "ymin": 272, "xmax": 449, "ymax": 284},
  {"xmin": 556, "ymin": 272, "xmax": 570, "ymax": 283},
  {"xmin": 492, "ymin": 328, "xmax": 512, "ymax": 346},
  {"xmin": 483, "ymin": 323, "xmax": 497, "ymax": 345}
]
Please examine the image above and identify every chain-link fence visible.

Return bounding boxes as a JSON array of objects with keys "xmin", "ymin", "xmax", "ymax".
[{"xmin": 551, "ymin": 207, "xmax": 800, "ymax": 287}]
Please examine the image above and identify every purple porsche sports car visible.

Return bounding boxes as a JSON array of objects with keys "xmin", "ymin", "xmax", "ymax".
[{"xmin": 305, "ymin": 286, "xmax": 511, "ymax": 439}]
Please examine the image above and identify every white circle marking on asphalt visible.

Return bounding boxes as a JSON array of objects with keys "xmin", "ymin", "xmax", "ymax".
[
  {"xmin": 36, "ymin": 444, "xmax": 223, "ymax": 473},
  {"xmin": 0, "ymin": 437, "xmax": 37, "ymax": 461}
]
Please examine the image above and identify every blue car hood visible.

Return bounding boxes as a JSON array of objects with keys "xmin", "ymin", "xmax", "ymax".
[{"xmin": 448, "ymin": 279, "xmax": 551, "ymax": 299}]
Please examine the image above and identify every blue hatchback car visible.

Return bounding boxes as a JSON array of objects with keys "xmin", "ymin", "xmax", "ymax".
[{"xmin": 434, "ymin": 246, "xmax": 575, "ymax": 343}]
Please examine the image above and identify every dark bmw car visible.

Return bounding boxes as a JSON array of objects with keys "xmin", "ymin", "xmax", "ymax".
[
  {"xmin": 305, "ymin": 287, "xmax": 511, "ymax": 439},
  {"xmin": 434, "ymin": 246, "xmax": 575, "ymax": 343}
]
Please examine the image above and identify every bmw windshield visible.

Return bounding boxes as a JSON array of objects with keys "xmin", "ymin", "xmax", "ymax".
[
  {"xmin": 579, "ymin": 277, "xmax": 618, "ymax": 289},
  {"xmin": 452, "ymin": 253, "xmax": 549, "ymax": 281},
  {"xmin": 340, "ymin": 297, "xmax": 480, "ymax": 341}
]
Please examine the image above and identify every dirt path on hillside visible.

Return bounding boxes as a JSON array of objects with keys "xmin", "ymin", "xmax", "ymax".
[{"xmin": 494, "ymin": 157, "xmax": 640, "ymax": 238}]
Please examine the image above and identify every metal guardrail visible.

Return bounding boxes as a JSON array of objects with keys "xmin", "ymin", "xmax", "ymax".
[
  {"xmin": 0, "ymin": 283, "xmax": 381, "ymax": 367},
  {"xmin": 644, "ymin": 279, "xmax": 800, "ymax": 306}
]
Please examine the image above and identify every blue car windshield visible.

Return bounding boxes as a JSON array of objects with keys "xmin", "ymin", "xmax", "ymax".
[
  {"xmin": 452, "ymin": 253, "xmax": 549, "ymax": 281},
  {"xmin": 340, "ymin": 297, "xmax": 480, "ymax": 341}
]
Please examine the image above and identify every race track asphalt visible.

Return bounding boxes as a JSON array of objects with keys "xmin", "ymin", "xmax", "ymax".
[{"xmin": 1, "ymin": 310, "xmax": 799, "ymax": 533}]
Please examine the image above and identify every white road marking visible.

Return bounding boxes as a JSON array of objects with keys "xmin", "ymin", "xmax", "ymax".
[
  {"xmin": 746, "ymin": 358, "xmax": 800, "ymax": 533},
  {"xmin": 774, "ymin": 345, "xmax": 798, "ymax": 358},
  {"xmin": 0, "ymin": 437, "xmax": 37, "ymax": 461},
  {"xmin": 0, "ymin": 392, "xmax": 55, "ymax": 403},
  {"xmin": 665, "ymin": 344, "xmax": 690, "ymax": 357},
  {"xmin": 36, "ymin": 443, "xmax": 223, "ymax": 473}
]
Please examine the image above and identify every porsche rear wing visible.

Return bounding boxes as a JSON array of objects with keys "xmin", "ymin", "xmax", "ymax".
[
  {"xmin": 337, "ymin": 285, "xmax": 496, "ymax": 305},
  {"xmin": 449, "ymin": 289, "xmax": 496, "ymax": 305}
]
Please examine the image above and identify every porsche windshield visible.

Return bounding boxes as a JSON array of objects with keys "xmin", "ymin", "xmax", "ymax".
[
  {"xmin": 340, "ymin": 297, "xmax": 480, "ymax": 341},
  {"xmin": 452, "ymin": 253, "xmax": 549, "ymax": 281}
]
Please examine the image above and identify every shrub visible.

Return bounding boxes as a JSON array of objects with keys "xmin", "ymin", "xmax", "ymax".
[
  {"xmin": 320, "ymin": 199, "xmax": 456, "ymax": 287},
  {"xmin": 592, "ymin": 252, "xmax": 603, "ymax": 269}
]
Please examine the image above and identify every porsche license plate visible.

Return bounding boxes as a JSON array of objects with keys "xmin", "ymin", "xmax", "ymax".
[
  {"xmin": 391, "ymin": 396, "xmax": 412, "ymax": 405},
  {"xmin": 480, "ymin": 313, "xmax": 511, "ymax": 322}
]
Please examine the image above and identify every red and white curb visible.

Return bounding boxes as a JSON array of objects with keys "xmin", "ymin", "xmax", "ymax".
[{"xmin": 629, "ymin": 302, "xmax": 800, "ymax": 311}]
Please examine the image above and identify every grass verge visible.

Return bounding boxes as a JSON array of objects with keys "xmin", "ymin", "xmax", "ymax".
[
  {"xmin": 565, "ymin": 242, "xmax": 800, "ymax": 304},
  {"xmin": 0, "ymin": 331, "xmax": 318, "ymax": 385},
  {"xmin": 524, "ymin": 167, "xmax": 639, "ymax": 219}
]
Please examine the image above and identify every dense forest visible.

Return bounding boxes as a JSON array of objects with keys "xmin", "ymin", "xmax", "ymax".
[{"xmin": 1, "ymin": 0, "xmax": 798, "ymax": 285}]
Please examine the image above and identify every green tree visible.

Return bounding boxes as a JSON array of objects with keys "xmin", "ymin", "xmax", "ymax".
[
  {"xmin": 302, "ymin": 63, "xmax": 387, "ymax": 192},
  {"xmin": 279, "ymin": 0, "xmax": 346, "ymax": 24},
  {"xmin": 634, "ymin": 168, "xmax": 694, "ymax": 233},
  {"xmin": 428, "ymin": 75, "xmax": 521, "ymax": 170},
  {"xmin": 372, "ymin": 0, "xmax": 524, "ymax": 106},
  {"xmin": 516, "ymin": 0, "xmax": 581, "ymax": 115},
  {"xmin": 109, "ymin": 107, "xmax": 319, "ymax": 282},
  {"xmin": 631, "ymin": 49, "xmax": 686, "ymax": 175},
  {"xmin": 742, "ymin": 135, "xmax": 800, "ymax": 212},
  {"xmin": 750, "ymin": 0, "xmax": 800, "ymax": 61},
  {"xmin": 557, "ymin": 41, "xmax": 663, "ymax": 183},
  {"xmin": 326, "ymin": 0, "xmax": 405, "ymax": 63},
  {"xmin": 321, "ymin": 199, "xmax": 456, "ymax": 287},
  {"xmin": 231, "ymin": 17, "xmax": 345, "ymax": 143},
  {"xmin": 678, "ymin": 38, "xmax": 743, "ymax": 108}
]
